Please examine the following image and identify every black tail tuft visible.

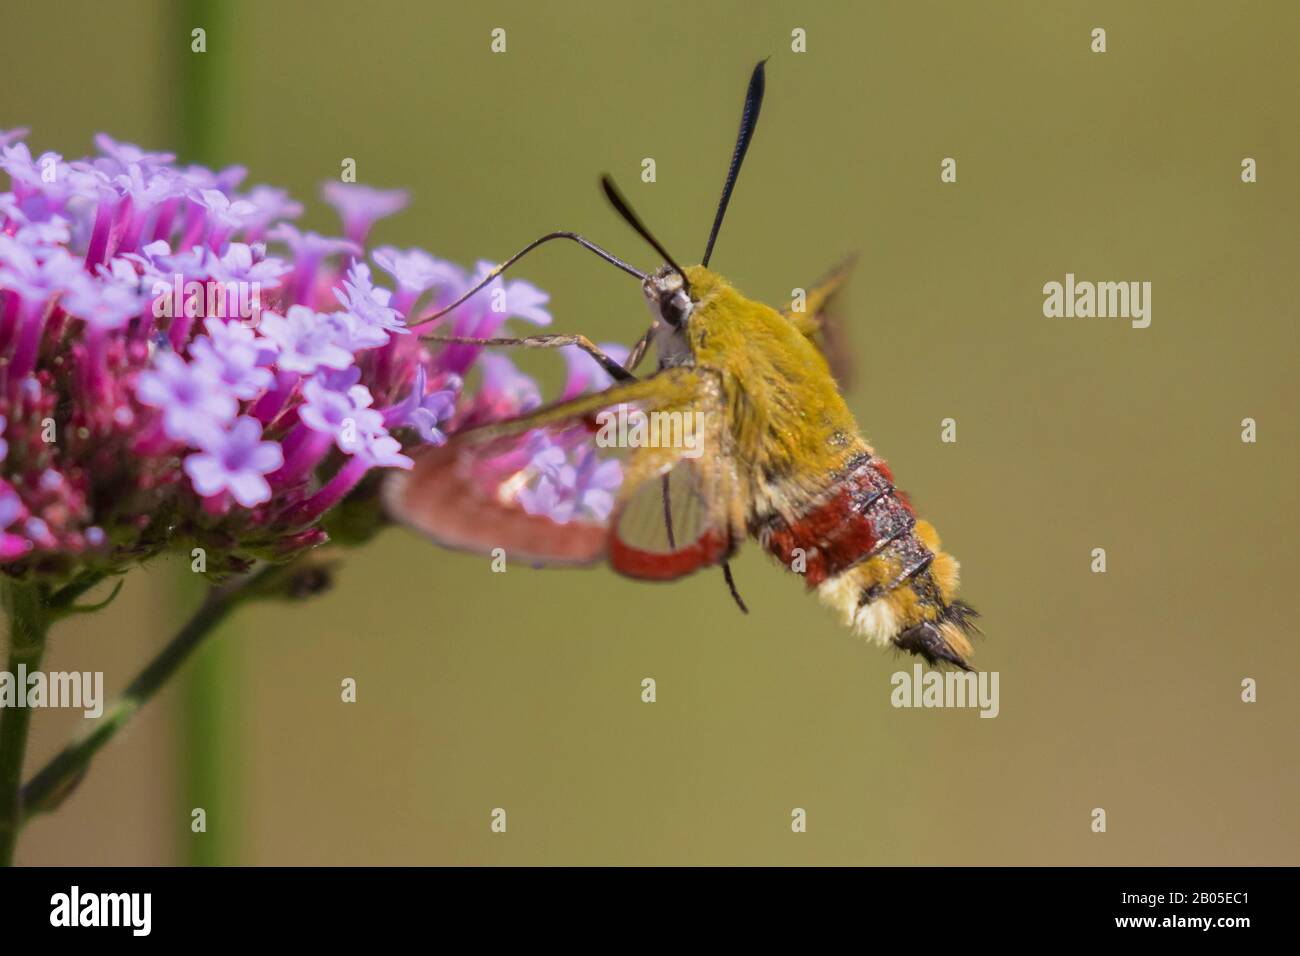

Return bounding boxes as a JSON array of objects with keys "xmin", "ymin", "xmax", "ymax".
[
  {"xmin": 944, "ymin": 600, "xmax": 982, "ymax": 637},
  {"xmin": 893, "ymin": 620, "xmax": 972, "ymax": 671}
]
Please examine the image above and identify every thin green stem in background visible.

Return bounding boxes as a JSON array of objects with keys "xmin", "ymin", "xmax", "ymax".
[{"xmin": 175, "ymin": 0, "xmax": 233, "ymax": 867}]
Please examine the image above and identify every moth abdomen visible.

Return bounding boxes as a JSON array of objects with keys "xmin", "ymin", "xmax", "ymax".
[
  {"xmin": 752, "ymin": 452, "xmax": 979, "ymax": 667},
  {"xmin": 753, "ymin": 452, "xmax": 911, "ymax": 588}
]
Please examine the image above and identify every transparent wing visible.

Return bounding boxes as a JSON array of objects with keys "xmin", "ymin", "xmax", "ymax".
[
  {"xmin": 385, "ymin": 367, "xmax": 740, "ymax": 575},
  {"xmin": 608, "ymin": 452, "xmax": 738, "ymax": 580}
]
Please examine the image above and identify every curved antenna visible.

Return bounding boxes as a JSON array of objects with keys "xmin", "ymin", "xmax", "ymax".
[
  {"xmin": 413, "ymin": 231, "xmax": 645, "ymax": 326},
  {"xmin": 600, "ymin": 175, "xmax": 691, "ymax": 296},
  {"xmin": 701, "ymin": 59, "xmax": 767, "ymax": 267}
]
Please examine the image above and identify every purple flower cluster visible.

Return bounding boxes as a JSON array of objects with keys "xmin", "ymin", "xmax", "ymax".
[{"xmin": 0, "ymin": 129, "xmax": 622, "ymax": 582}]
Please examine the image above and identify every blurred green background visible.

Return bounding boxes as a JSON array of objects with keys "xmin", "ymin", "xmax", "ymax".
[{"xmin": 3, "ymin": 0, "xmax": 1297, "ymax": 864}]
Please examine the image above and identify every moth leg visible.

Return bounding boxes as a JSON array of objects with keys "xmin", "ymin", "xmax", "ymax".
[
  {"xmin": 661, "ymin": 474, "xmax": 677, "ymax": 550},
  {"xmin": 649, "ymin": 376, "xmax": 699, "ymax": 547},
  {"xmin": 722, "ymin": 561, "xmax": 748, "ymax": 614},
  {"xmin": 713, "ymin": 435, "xmax": 747, "ymax": 614},
  {"xmin": 424, "ymin": 333, "xmax": 635, "ymax": 382},
  {"xmin": 625, "ymin": 325, "xmax": 654, "ymax": 371}
]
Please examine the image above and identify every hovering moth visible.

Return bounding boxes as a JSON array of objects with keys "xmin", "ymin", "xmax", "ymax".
[{"xmin": 386, "ymin": 61, "xmax": 980, "ymax": 669}]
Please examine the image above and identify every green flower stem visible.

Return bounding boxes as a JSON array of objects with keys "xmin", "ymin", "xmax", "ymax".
[
  {"xmin": 18, "ymin": 564, "xmax": 291, "ymax": 836},
  {"xmin": 1, "ymin": 572, "xmax": 113, "ymax": 864},
  {"xmin": 0, "ymin": 579, "xmax": 52, "ymax": 866}
]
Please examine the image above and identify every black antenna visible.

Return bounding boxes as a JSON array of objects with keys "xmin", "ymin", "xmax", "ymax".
[
  {"xmin": 413, "ymin": 231, "xmax": 645, "ymax": 326},
  {"xmin": 701, "ymin": 59, "xmax": 767, "ymax": 268},
  {"xmin": 600, "ymin": 175, "xmax": 691, "ymax": 296}
]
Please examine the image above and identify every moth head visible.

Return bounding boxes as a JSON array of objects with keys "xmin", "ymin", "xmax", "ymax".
[{"xmin": 642, "ymin": 265, "xmax": 695, "ymax": 330}]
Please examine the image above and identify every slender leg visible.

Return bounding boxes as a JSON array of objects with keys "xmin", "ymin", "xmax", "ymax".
[
  {"xmin": 423, "ymin": 333, "xmax": 635, "ymax": 382},
  {"xmin": 661, "ymin": 474, "xmax": 676, "ymax": 550},
  {"xmin": 625, "ymin": 325, "xmax": 654, "ymax": 371},
  {"xmin": 722, "ymin": 561, "xmax": 748, "ymax": 614}
]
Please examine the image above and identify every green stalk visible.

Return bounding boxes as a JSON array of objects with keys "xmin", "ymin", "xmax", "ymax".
[
  {"xmin": 179, "ymin": 576, "xmax": 239, "ymax": 867},
  {"xmin": 18, "ymin": 561, "xmax": 311, "ymax": 830},
  {"xmin": 0, "ymin": 580, "xmax": 50, "ymax": 865},
  {"xmin": 175, "ymin": 0, "xmax": 233, "ymax": 867},
  {"xmin": 20, "ymin": 578, "xmax": 245, "ymax": 825}
]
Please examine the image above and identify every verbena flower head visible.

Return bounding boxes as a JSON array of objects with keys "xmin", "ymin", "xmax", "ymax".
[{"xmin": 0, "ymin": 130, "xmax": 608, "ymax": 584}]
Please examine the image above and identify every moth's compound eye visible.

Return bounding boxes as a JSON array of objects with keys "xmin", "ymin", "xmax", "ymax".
[{"xmin": 661, "ymin": 291, "xmax": 691, "ymax": 328}]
